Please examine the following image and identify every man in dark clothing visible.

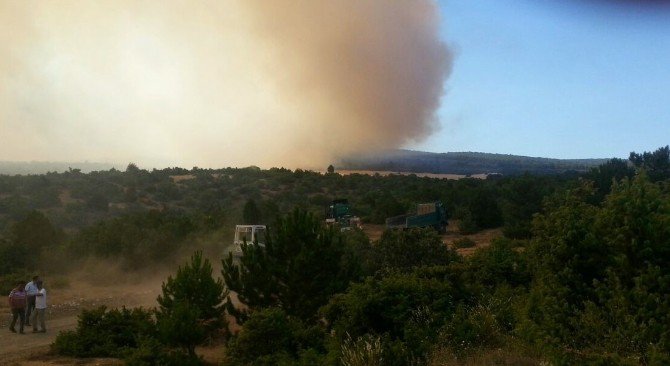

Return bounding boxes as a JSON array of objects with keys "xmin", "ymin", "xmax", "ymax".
[{"xmin": 8, "ymin": 282, "xmax": 27, "ymax": 333}]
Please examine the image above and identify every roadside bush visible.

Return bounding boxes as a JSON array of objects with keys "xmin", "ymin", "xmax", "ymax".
[
  {"xmin": 224, "ymin": 307, "xmax": 326, "ymax": 366},
  {"xmin": 52, "ymin": 306, "xmax": 156, "ymax": 358},
  {"xmin": 157, "ymin": 300, "xmax": 207, "ymax": 361},
  {"xmin": 125, "ymin": 336, "xmax": 204, "ymax": 366},
  {"xmin": 322, "ymin": 269, "xmax": 465, "ymax": 365},
  {"xmin": 464, "ymin": 238, "xmax": 529, "ymax": 290}
]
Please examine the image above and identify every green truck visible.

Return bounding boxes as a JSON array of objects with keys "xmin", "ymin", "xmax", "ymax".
[
  {"xmin": 385, "ymin": 201, "xmax": 448, "ymax": 233},
  {"xmin": 325, "ymin": 199, "xmax": 361, "ymax": 230}
]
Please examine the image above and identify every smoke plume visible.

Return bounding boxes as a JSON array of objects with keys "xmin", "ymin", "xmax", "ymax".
[{"xmin": 0, "ymin": 1, "xmax": 451, "ymax": 169}]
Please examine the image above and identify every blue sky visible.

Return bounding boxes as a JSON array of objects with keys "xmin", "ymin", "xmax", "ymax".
[{"xmin": 413, "ymin": 0, "xmax": 670, "ymax": 159}]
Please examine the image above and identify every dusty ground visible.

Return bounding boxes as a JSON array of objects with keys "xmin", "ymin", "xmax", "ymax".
[{"xmin": 0, "ymin": 276, "xmax": 161, "ymax": 365}]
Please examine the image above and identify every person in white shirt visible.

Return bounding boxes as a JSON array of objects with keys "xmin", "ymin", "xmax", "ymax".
[
  {"xmin": 24, "ymin": 275, "xmax": 39, "ymax": 326},
  {"xmin": 31, "ymin": 280, "xmax": 46, "ymax": 333}
]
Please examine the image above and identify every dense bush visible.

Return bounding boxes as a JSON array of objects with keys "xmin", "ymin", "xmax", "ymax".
[
  {"xmin": 224, "ymin": 308, "xmax": 326, "ymax": 366},
  {"xmin": 519, "ymin": 174, "xmax": 670, "ymax": 361},
  {"xmin": 66, "ymin": 210, "xmax": 204, "ymax": 268},
  {"xmin": 322, "ymin": 268, "xmax": 467, "ymax": 365},
  {"xmin": 52, "ymin": 306, "xmax": 156, "ymax": 358}
]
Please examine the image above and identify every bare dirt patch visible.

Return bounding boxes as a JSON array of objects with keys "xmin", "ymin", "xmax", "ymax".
[
  {"xmin": 362, "ymin": 221, "xmax": 503, "ymax": 256},
  {"xmin": 442, "ymin": 220, "xmax": 503, "ymax": 256}
]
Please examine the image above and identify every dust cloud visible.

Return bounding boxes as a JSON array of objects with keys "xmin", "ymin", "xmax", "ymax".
[{"xmin": 0, "ymin": 1, "xmax": 451, "ymax": 169}]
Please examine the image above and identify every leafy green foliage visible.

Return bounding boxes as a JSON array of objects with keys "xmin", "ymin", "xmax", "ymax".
[
  {"xmin": 322, "ymin": 268, "xmax": 466, "ymax": 365},
  {"xmin": 463, "ymin": 238, "xmax": 529, "ymax": 290},
  {"xmin": 7, "ymin": 210, "xmax": 64, "ymax": 269},
  {"xmin": 157, "ymin": 300, "xmax": 207, "ymax": 359},
  {"xmin": 519, "ymin": 174, "xmax": 670, "ymax": 359},
  {"xmin": 157, "ymin": 251, "xmax": 227, "ymax": 339},
  {"xmin": 66, "ymin": 210, "xmax": 203, "ymax": 268},
  {"xmin": 629, "ymin": 145, "xmax": 670, "ymax": 182},
  {"xmin": 51, "ymin": 306, "xmax": 156, "ymax": 358},
  {"xmin": 224, "ymin": 308, "xmax": 326, "ymax": 366},
  {"xmin": 587, "ymin": 157, "xmax": 635, "ymax": 199}
]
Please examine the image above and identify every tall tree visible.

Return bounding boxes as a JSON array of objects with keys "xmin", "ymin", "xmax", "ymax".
[
  {"xmin": 242, "ymin": 199, "xmax": 262, "ymax": 224},
  {"xmin": 9, "ymin": 210, "xmax": 63, "ymax": 268},
  {"xmin": 222, "ymin": 209, "xmax": 361, "ymax": 323},
  {"xmin": 157, "ymin": 251, "xmax": 227, "ymax": 339},
  {"xmin": 629, "ymin": 145, "xmax": 670, "ymax": 182}
]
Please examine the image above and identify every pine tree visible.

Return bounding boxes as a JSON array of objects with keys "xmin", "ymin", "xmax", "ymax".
[
  {"xmin": 222, "ymin": 209, "xmax": 361, "ymax": 323},
  {"xmin": 157, "ymin": 251, "xmax": 227, "ymax": 340}
]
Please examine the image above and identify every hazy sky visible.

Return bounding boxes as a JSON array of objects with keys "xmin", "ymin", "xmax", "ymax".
[
  {"xmin": 1, "ymin": 1, "xmax": 668, "ymax": 168},
  {"xmin": 417, "ymin": 0, "xmax": 670, "ymax": 159}
]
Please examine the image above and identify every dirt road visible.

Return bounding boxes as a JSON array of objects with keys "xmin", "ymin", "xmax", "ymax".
[{"xmin": 0, "ymin": 281, "xmax": 161, "ymax": 365}]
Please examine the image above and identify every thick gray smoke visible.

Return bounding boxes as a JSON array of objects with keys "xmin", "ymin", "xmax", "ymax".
[{"xmin": 0, "ymin": 1, "xmax": 452, "ymax": 168}]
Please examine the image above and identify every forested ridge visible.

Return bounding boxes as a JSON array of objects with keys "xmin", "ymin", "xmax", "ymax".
[
  {"xmin": 1, "ymin": 146, "xmax": 669, "ymax": 365},
  {"xmin": 0, "ymin": 149, "xmax": 607, "ymax": 176},
  {"xmin": 338, "ymin": 149, "xmax": 608, "ymax": 175}
]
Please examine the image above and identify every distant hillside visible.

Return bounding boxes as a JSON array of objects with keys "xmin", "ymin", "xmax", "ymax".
[
  {"xmin": 337, "ymin": 150, "xmax": 609, "ymax": 176},
  {"xmin": 0, "ymin": 161, "xmax": 120, "ymax": 175}
]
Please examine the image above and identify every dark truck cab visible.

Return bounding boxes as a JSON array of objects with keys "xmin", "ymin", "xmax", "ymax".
[{"xmin": 325, "ymin": 199, "xmax": 361, "ymax": 230}]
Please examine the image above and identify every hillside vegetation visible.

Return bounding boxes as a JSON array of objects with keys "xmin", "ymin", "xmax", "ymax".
[
  {"xmin": 0, "ymin": 146, "xmax": 669, "ymax": 365},
  {"xmin": 338, "ymin": 149, "xmax": 608, "ymax": 175}
]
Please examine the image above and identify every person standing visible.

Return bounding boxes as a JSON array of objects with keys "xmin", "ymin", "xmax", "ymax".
[
  {"xmin": 8, "ymin": 282, "xmax": 27, "ymax": 334},
  {"xmin": 24, "ymin": 275, "xmax": 39, "ymax": 326},
  {"xmin": 31, "ymin": 280, "xmax": 47, "ymax": 333}
]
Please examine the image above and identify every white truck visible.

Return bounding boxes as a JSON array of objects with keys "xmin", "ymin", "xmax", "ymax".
[{"xmin": 232, "ymin": 225, "xmax": 266, "ymax": 256}]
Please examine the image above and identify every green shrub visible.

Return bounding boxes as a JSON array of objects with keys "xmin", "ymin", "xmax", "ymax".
[
  {"xmin": 157, "ymin": 251, "xmax": 227, "ymax": 339},
  {"xmin": 52, "ymin": 306, "xmax": 156, "ymax": 358},
  {"xmin": 224, "ymin": 308, "xmax": 326, "ymax": 366},
  {"xmin": 323, "ymin": 269, "xmax": 465, "ymax": 365},
  {"xmin": 464, "ymin": 238, "xmax": 529, "ymax": 290},
  {"xmin": 157, "ymin": 300, "xmax": 206, "ymax": 359},
  {"xmin": 124, "ymin": 335, "xmax": 205, "ymax": 366}
]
